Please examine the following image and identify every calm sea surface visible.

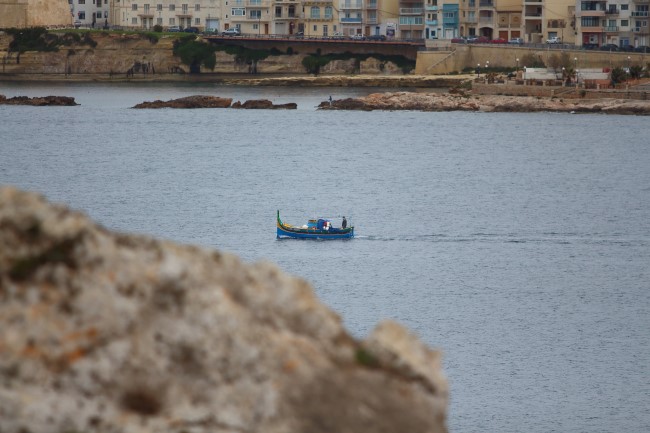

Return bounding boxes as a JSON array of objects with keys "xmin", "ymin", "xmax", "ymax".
[{"xmin": 2, "ymin": 81, "xmax": 649, "ymax": 433}]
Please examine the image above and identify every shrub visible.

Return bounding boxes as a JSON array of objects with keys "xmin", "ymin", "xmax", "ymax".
[{"xmin": 153, "ymin": 24, "xmax": 163, "ymax": 33}]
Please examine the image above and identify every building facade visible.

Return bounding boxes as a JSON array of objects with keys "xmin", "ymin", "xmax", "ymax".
[{"xmin": 3, "ymin": 0, "xmax": 647, "ymax": 48}]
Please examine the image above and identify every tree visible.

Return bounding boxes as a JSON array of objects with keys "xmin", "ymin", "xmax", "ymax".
[
  {"xmin": 173, "ymin": 36, "xmax": 217, "ymax": 73},
  {"xmin": 610, "ymin": 67, "xmax": 628, "ymax": 85}
]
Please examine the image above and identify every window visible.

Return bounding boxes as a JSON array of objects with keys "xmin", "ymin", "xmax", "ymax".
[
  {"xmin": 253, "ymin": 23, "xmax": 259, "ymax": 30},
  {"xmin": 157, "ymin": 4, "xmax": 162, "ymax": 10},
  {"xmin": 325, "ymin": 6, "xmax": 332, "ymax": 19},
  {"xmin": 144, "ymin": 4, "xmax": 150, "ymax": 13},
  {"xmin": 288, "ymin": 5, "xmax": 295, "ymax": 17},
  {"xmin": 182, "ymin": 4, "xmax": 188, "ymax": 13},
  {"xmin": 77, "ymin": 11, "xmax": 86, "ymax": 19},
  {"xmin": 157, "ymin": 17, "xmax": 162, "ymax": 24},
  {"xmin": 132, "ymin": 17, "xmax": 138, "ymax": 24},
  {"xmin": 169, "ymin": 17, "xmax": 175, "ymax": 24},
  {"xmin": 104, "ymin": 11, "xmax": 109, "ymax": 17},
  {"xmin": 169, "ymin": 4, "xmax": 175, "ymax": 11},
  {"xmin": 195, "ymin": 17, "xmax": 200, "ymax": 24},
  {"xmin": 310, "ymin": 6, "xmax": 320, "ymax": 19},
  {"xmin": 231, "ymin": 8, "xmax": 245, "ymax": 16},
  {"xmin": 621, "ymin": 4, "xmax": 628, "ymax": 10},
  {"xmin": 621, "ymin": 19, "xmax": 629, "ymax": 26},
  {"xmin": 249, "ymin": 9, "xmax": 261, "ymax": 19},
  {"xmin": 78, "ymin": 0, "xmax": 85, "ymax": 4},
  {"xmin": 132, "ymin": 4, "xmax": 138, "ymax": 11},
  {"xmin": 323, "ymin": 24, "xmax": 328, "ymax": 36},
  {"xmin": 275, "ymin": 6, "xmax": 282, "ymax": 17},
  {"xmin": 195, "ymin": 4, "xmax": 200, "ymax": 11},
  {"xmin": 96, "ymin": 11, "xmax": 102, "ymax": 18},
  {"xmin": 313, "ymin": 24, "xmax": 317, "ymax": 31}
]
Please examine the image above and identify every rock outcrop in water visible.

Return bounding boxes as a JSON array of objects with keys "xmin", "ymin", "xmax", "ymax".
[
  {"xmin": 132, "ymin": 95, "xmax": 233, "ymax": 109},
  {"xmin": 132, "ymin": 95, "xmax": 297, "ymax": 109},
  {"xmin": 0, "ymin": 94, "xmax": 78, "ymax": 106},
  {"xmin": 318, "ymin": 91, "xmax": 650, "ymax": 115},
  {"xmin": 231, "ymin": 99, "xmax": 297, "ymax": 109},
  {"xmin": 0, "ymin": 187, "xmax": 448, "ymax": 433}
]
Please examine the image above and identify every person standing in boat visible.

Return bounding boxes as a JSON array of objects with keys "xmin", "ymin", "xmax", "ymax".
[{"xmin": 342, "ymin": 216, "xmax": 347, "ymax": 229}]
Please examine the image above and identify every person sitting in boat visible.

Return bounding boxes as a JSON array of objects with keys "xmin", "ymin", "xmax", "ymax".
[{"xmin": 342, "ymin": 216, "xmax": 347, "ymax": 229}]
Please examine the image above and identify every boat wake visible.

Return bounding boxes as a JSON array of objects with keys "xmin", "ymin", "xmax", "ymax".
[{"xmin": 357, "ymin": 232, "xmax": 649, "ymax": 246}]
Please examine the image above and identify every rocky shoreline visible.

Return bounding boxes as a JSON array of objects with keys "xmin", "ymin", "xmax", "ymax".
[{"xmin": 318, "ymin": 91, "xmax": 650, "ymax": 115}]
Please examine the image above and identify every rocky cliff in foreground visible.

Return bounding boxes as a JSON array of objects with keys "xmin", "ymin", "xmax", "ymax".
[
  {"xmin": 319, "ymin": 91, "xmax": 650, "ymax": 115},
  {"xmin": 0, "ymin": 187, "xmax": 447, "ymax": 433}
]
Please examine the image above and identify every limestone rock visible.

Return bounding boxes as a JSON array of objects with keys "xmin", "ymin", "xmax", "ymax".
[
  {"xmin": 132, "ymin": 95, "xmax": 233, "ymax": 109},
  {"xmin": 0, "ymin": 187, "xmax": 448, "ymax": 433},
  {"xmin": 231, "ymin": 99, "xmax": 298, "ymax": 109},
  {"xmin": 0, "ymin": 95, "xmax": 78, "ymax": 106},
  {"xmin": 318, "ymin": 91, "xmax": 650, "ymax": 115}
]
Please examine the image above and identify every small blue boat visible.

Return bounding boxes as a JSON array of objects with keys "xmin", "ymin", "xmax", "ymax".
[{"xmin": 277, "ymin": 210, "xmax": 354, "ymax": 239}]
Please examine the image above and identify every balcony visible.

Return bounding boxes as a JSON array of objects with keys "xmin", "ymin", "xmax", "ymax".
[
  {"xmin": 400, "ymin": 8, "xmax": 424, "ymax": 14},
  {"xmin": 579, "ymin": 9, "xmax": 605, "ymax": 17},
  {"xmin": 524, "ymin": 0, "xmax": 542, "ymax": 2},
  {"xmin": 464, "ymin": 17, "xmax": 477, "ymax": 23},
  {"xmin": 367, "ymin": 1, "xmax": 377, "ymax": 9},
  {"xmin": 479, "ymin": 17, "xmax": 493, "ymax": 24},
  {"xmin": 340, "ymin": 17, "xmax": 362, "ymax": 22},
  {"xmin": 603, "ymin": 25, "xmax": 619, "ymax": 32},
  {"xmin": 631, "ymin": 11, "xmax": 649, "ymax": 16},
  {"xmin": 341, "ymin": 1, "xmax": 363, "ymax": 9},
  {"xmin": 366, "ymin": 17, "xmax": 377, "ymax": 24},
  {"xmin": 426, "ymin": 19, "xmax": 438, "ymax": 25},
  {"xmin": 425, "ymin": 5, "xmax": 438, "ymax": 11},
  {"xmin": 581, "ymin": 26, "xmax": 604, "ymax": 32},
  {"xmin": 274, "ymin": 13, "xmax": 298, "ymax": 20},
  {"xmin": 479, "ymin": 0, "xmax": 493, "ymax": 7},
  {"xmin": 605, "ymin": 8, "xmax": 619, "ymax": 14},
  {"xmin": 247, "ymin": 0, "xmax": 270, "ymax": 5},
  {"xmin": 303, "ymin": 0, "xmax": 332, "ymax": 5}
]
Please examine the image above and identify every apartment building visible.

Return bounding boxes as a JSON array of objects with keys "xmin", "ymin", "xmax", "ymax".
[
  {"xmin": 578, "ymin": 0, "xmax": 648, "ymax": 46},
  {"xmin": 71, "ymin": 0, "xmax": 111, "ymax": 28},
  {"xmin": 110, "ymin": 0, "xmax": 221, "ymax": 30},
  {"xmin": 399, "ymin": 0, "xmax": 425, "ymax": 37}
]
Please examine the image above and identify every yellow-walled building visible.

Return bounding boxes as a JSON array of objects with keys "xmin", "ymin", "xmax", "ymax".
[{"xmin": 0, "ymin": 0, "xmax": 72, "ymax": 28}]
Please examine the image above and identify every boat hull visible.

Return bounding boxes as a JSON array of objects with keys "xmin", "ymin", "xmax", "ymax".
[{"xmin": 276, "ymin": 225, "xmax": 354, "ymax": 239}]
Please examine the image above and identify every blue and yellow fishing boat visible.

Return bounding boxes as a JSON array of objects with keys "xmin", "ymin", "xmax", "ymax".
[{"xmin": 276, "ymin": 210, "xmax": 354, "ymax": 239}]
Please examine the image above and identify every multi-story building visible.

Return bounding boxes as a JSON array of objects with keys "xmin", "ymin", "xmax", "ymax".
[
  {"xmin": 271, "ymin": 0, "xmax": 301, "ymax": 34},
  {"xmin": 630, "ymin": 0, "xmax": 649, "ymax": 46},
  {"xmin": 340, "ymin": 0, "xmax": 364, "ymax": 35},
  {"xmin": 300, "ymin": 0, "xmax": 338, "ymax": 36},
  {"xmin": 522, "ymin": 0, "xmax": 575, "ymax": 43},
  {"xmin": 111, "ymin": 0, "xmax": 221, "ymax": 30},
  {"xmin": 225, "ymin": 0, "xmax": 272, "ymax": 35},
  {"xmin": 70, "ymin": 0, "xmax": 111, "ymax": 28},
  {"xmin": 424, "ymin": 0, "xmax": 440, "ymax": 39},
  {"xmin": 441, "ymin": 3, "xmax": 459, "ymax": 38},
  {"xmin": 399, "ymin": 0, "xmax": 425, "ymax": 37}
]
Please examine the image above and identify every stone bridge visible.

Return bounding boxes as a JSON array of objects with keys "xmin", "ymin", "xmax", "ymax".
[{"xmin": 204, "ymin": 36, "xmax": 423, "ymax": 60}]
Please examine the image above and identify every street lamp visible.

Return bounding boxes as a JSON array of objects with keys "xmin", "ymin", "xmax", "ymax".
[
  {"xmin": 627, "ymin": 55, "xmax": 631, "ymax": 71},
  {"xmin": 574, "ymin": 57, "xmax": 577, "ymax": 71},
  {"xmin": 575, "ymin": 69, "xmax": 579, "ymax": 88},
  {"xmin": 477, "ymin": 63, "xmax": 481, "ymax": 78},
  {"xmin": 516, "ymin": 57, "xmax": 519, "ymax": 72},
  {"xmin": 485, "ymin": 60, "xmax": 489, "ymax": 71}
]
